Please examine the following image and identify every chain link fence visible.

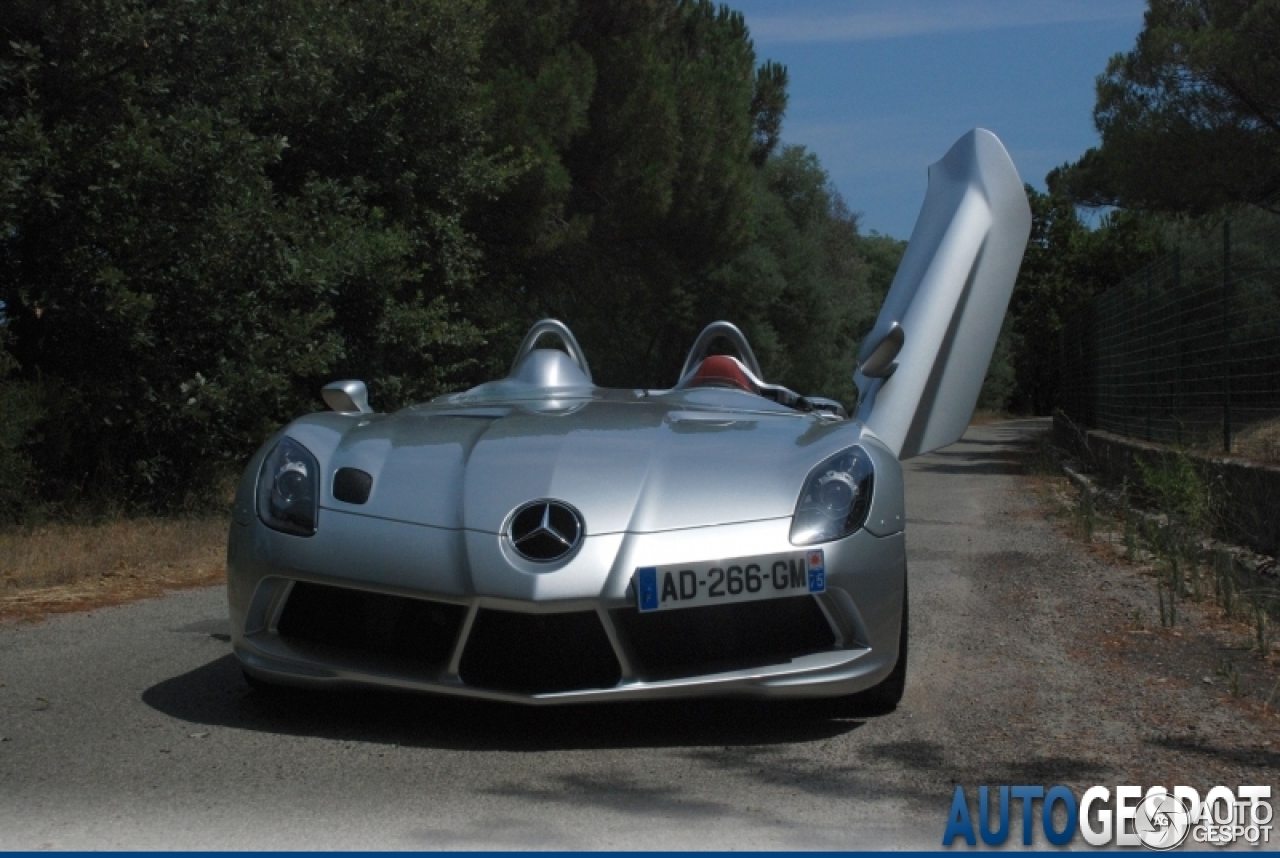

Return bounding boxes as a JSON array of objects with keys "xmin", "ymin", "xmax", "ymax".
[{"xmin": 1059, "ymin": 208, "xmax": 1280, "ymax": 463}]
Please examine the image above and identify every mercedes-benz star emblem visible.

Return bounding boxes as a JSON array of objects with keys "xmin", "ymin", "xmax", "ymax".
[{"xmin": 507, "ymin": 500, "xmax": 584, "ymax": 562}]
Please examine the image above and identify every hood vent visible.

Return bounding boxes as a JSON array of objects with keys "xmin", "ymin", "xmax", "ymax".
[{"xmin": 333, "ymin": 468, "xmax": 373, "ymax": 505}]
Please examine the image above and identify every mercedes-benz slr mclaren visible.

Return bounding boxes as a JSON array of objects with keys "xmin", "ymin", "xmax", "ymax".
[{"xmin": 227, "ymin": 129, "xmax": 1031, "ymax": 707}]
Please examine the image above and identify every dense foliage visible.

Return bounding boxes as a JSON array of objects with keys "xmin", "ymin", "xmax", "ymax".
[
  {"xmin": 1050, "ymin": 0, "xmax": 1280, "ymax": 214},
  {"xmin": 470, "ymin": 1, "xmax": 894, "ymax": 396},
  {"xmin": 0, "ymin": 0, "xmax": 512, "ymax": 512},
  {"xmin": 1001, "ymin": 189, "xmax": 1167, "ymax": 415},
  {"xmin": 0, "ymin": 0, "xmax": 900, "ymax": 516}
]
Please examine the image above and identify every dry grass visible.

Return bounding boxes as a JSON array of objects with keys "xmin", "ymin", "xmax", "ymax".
[
  {"xmin": 1024, "ymin": 445, "xmax": 1279, "ymax": 717},
  {"xmin": 1234, "ymin": 415, "xmax": 1280, "ymax": 464},
  {"xmin": 0, "ymin": 517, "xmax": 227, "ymax": 622}
]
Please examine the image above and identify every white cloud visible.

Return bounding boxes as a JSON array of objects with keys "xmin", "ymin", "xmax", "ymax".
[{"xmin": 745, "ymin": 0, "xmax": 1143, "ymax": 44}]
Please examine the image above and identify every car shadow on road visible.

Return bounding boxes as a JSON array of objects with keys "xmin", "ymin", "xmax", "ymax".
[
  {"xmin": 141, "ymin": 654, "xmax": 871, "ymax": 751},
  {"xmin": 859, "ymin": 740, "xmax": 1109, "ymax": 790}
]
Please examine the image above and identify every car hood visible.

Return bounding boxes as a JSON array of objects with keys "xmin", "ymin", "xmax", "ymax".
[{"xmin": 319, "ymin": 395, "xmax": 857, "ymax": 535}]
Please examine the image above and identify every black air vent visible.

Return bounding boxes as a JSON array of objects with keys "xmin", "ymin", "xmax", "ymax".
[
  {"xmin": 458, "ymin": 609, "xmax": 621, "ymax": 693},
  {"xmin": 333, "ymin": 468, "xmax": 373, "ymax": 504},
  {"xmin": 612, "ymin": 596, "xmax": 835, "ymax": 681},
  {"xmin": 277, "ymin": 582, "xmax": 465, "ymax": 672}
]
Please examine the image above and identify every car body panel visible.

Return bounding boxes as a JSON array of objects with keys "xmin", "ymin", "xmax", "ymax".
[
  {"xmin": 229, "ymin": 516, "xmax": 907, "ymax": 702},
  {"xmin": 320, "ymin": 396, "xmax": 874, "ymax": 535},
  {"xmin": 855, "ymin": 128, "xmax": 1031, "ymax": 460}
]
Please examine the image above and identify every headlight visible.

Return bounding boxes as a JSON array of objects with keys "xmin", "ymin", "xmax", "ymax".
[
  {"xmin": 257, "ymin": 437, "xmax": 319, "ymax": 536},
  {"xmin": 790, "ymin": 446, "xmax": 874, "ymax": 545}
]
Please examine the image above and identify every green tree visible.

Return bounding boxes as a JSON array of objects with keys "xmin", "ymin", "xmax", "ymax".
[
  {"xmin": 0, "ymin": 0, "xmax": 504, "ymax": 508},
  {"xmin": 0, "ymin": 0, "xmax": 901, "ymax": 517},
  {"xmin": 1051, "ymin": 0, "xmax": 1280, "ymax": 213},
  {"xmin": 750, "ymin": 61, "xmax": 789, "ymax": 167},
  {"xmin": 472, "ymin": 0, "xmax": 890, "ymax": 400},
  {"xmin": 706, "ymin": 145, "xmax": 896, "ymax": 405},
  {"xmin": 1005, "ymin": 187, "xmax": 1165, "ymax": 413},
  {"xmin": 0, "ymin": 328, "xmax": 39, "ymax": 518},
  {"xmin": 472, "ymin": 0, "xmax": 769, "ymax": 387}
]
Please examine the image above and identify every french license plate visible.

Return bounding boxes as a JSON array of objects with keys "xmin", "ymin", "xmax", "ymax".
[{"xmin": 634, "ymin": 549, "xmax": 825, "ymax": 613}]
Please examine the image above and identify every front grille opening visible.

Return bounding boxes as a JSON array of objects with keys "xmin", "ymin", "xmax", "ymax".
[
  {"xmin": 612, "ymin": 596, "xmax": 836, "ymax": 681},
  {"xmin": 276, "ymin": 581, "xmax": 466, "ymax": 673},
  {"xmin": 458, "ymin": 609, "xmax": 621, "ymax": 694}
]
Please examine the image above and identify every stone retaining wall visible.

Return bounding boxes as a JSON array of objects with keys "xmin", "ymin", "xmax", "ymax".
[{"xmin": 1053, "ymin": 413, "xmax": 1280, "ymax": 557}]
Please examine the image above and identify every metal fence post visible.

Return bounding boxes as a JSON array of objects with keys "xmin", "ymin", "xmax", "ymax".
[
  {"xmin": 1058, "ymin": 328, "xmax": 1065, "ymax": 416},
  {"xmin": 1145, "ymin": 270, "xmax": 1152, "ymax": 441},
  {"xmin": 1222, "ymin": 218, "xmax": 1232, "ymax": 453},
  {"xmin": 1173, "ymin": 248, "xmax": 1182, "ymax": 446}
]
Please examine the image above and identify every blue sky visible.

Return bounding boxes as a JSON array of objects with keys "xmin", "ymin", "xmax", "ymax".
[{"xmin": 732, "ymin": 0, "xmax": 1147, "ymax": 238}]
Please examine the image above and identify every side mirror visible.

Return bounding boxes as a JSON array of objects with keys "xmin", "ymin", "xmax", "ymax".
[
  {"xmin": 857, "ymin": 322, "xmax": 904, "ymax": 379},
  {"xmin": 322, "ymin": 380, "xmax": 373, "ymax": 414}
]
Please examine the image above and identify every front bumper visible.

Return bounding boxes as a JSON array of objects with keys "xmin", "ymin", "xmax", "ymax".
[{"xmin": 228, "ymin": 511, "xmax": 906, "ymax": 704}]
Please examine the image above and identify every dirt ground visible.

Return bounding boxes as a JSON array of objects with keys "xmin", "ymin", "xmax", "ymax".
[{"xmin": 1020, "ymin": 455, "xmax": 1279, "ymax": 788}]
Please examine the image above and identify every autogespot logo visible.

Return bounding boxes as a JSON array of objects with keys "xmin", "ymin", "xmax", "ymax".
[
  {"xmin": 1134, "ymin": 791, "xmax": 1192, "ymax": 850},
  {"xmin": 942, "ymin": 784, "xmax": 1272, "ymax": 849}
]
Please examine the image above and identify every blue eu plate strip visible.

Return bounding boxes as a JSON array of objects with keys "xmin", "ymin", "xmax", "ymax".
[{"xmin": 636, "ymin": 566, "xmax": 658, "ymax": 612}]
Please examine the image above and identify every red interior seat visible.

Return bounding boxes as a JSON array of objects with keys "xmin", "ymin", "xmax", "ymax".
[{"xmin": 687, "ymin": 355, "xmax": 756, "ymax": 393}]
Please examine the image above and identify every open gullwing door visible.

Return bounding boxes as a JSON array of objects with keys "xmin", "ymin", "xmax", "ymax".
[{"xmin": 854, "ymin": 128, "xmax": 1031, "ymax": 460}]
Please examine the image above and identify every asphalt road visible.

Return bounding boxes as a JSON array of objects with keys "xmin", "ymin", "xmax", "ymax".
[{"xmin": 0, "ymin": 419, "xmax": 1266, "ymax": 849}]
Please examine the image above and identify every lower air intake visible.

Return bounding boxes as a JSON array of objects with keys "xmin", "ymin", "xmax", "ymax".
[
  {"xmin": 612, "ymin": 596, "xmax": 836, "ymax": 681},
  {"xmin": 458, "ymin": 609, "xmax": 621, "ymax": 694},
  {"xmin": 276, "ymin": 581, "xmax": 465, "ymax": 673}
]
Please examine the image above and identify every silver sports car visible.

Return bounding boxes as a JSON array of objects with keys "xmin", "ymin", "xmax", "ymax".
[{"xmin": 227, "ymin": 129, "xmax": 1031, "ymax": 707}]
